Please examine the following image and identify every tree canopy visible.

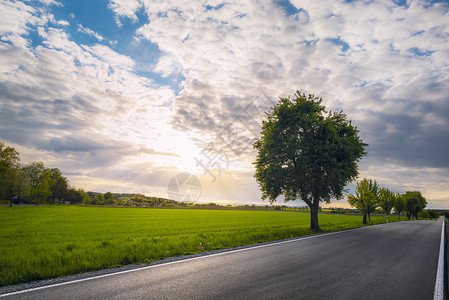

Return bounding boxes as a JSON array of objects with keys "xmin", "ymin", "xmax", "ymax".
[
  {"xmin": 0, "ymin": 143, "xmax": 23, "ymax": 206},
  {"xmin": 404, "ymin": 191, "xmax": 427, "ymax": 220},
  {"xmin": 347, "ymin": 178, "xmax": 379, "ymax": 224},
  {"xmin": 253, "ymin": 92, "xmax": 367, "ymax": 230},
  {"xmin": 348, "ymin": 181, "xmax": 428, "ymax": 223},
  {"xmin": 0, "ymin": 142, "xmax": 76, "ymax": 206},
  {"xmin": 378, "ymin": 188, "xmax": 396, "ymax": 223},
  {"xmin": 0, "ymin": 142, "xmax": 20, "ymax": 169},
  {"xmin": 393, "ymin": 194, "xmax": 406, "ymax": 220},
  {"xmin": 104, "ymin": 192, "xmax": 116, "ymax": 205}
]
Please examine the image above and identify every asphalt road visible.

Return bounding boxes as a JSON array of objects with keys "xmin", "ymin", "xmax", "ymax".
[{"xmin": 2, "ymin": 219, "xmax": 442, "ymax": 300}]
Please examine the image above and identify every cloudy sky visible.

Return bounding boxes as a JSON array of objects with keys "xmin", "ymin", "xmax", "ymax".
[{"xmin": 1, "ymin": 0, "xmax": 448, "ymax": 208}]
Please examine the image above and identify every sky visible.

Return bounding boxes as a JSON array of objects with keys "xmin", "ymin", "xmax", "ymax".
[{"xmin": 0, "ymin": 0, "xmax": 448, "ymax": 208}]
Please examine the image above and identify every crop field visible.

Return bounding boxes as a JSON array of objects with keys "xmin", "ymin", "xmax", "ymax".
[{"xmin": 0, "ymin": 205, "xmax": 395, "ymax": 287}]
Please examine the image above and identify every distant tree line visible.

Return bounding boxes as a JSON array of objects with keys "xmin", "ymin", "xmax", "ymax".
[
  {"xmin": 347, "ymin": 178, "xmax": 434, "ymax": 223},
  {"xmin": 0, "ymin": 142, "xmax": 185, "ymax": 207},
  {"xmin": 83, "ymin": 192, "xmax": 178, "ymax": 206},
  {"xmin": 0, "ymin": 142, "xmax": 90, "ymax": 206}
]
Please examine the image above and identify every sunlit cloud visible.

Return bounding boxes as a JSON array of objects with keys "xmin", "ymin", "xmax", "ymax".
[{"xmin": 1, "ymin": 0, "xmax": 448, "ymax": 208}]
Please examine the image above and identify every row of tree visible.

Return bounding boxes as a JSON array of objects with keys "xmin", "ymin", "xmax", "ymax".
[
  {"xmin": 0, "ymin": 142, "xmax": 90, "ymax": 206},
  {"xmin": 0, "ymin": 143, "xmax": 191, "ymax": 207},
  {"xmin": 252, "ymin": 92, "xmax": 436, "ymax": 230},
  {"xmin": 347, "ymin": 178, "xmax": 428, "ymax": 224}
]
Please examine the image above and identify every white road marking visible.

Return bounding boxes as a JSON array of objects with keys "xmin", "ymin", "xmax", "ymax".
[{"xmin": 434, "ymin": 220, "xmax": 445, "ymax": 300}]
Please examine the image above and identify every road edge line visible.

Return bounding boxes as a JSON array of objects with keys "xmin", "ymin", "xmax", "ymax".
[{"xmin": 434, "ymin": 219, "xmax": 445, "ymax": 300}]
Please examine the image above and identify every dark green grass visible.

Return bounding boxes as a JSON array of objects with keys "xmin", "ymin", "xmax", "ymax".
[{"xmin": 0, "ymin": 205, "xmax": 395, "ymax": 287}]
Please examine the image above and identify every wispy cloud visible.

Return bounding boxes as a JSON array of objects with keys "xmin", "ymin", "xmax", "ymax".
[
  {"xmin": 77, "ymin": 24, "xmax": 104, "ymax": 41},
  {"xmin": 38, "ymin": 0, "xmax": 62, "ymax": 7}
]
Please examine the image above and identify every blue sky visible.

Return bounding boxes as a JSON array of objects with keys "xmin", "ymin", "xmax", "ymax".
[{"xmin": 1, "ymin": 0, "xmax": 449, "ymax": 208}]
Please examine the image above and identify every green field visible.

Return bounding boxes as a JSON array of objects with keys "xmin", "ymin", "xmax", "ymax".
[{"xmin": 0, "ymin": 205, "xmax": 395, "ymax": 287}]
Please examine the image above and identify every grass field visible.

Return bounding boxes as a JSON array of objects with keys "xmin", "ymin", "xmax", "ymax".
[{"xmin": 0, "ymin": 205, "xmax": 397, "ymax": 287}]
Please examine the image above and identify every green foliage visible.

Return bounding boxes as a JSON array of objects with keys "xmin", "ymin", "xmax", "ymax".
[
  {"xmin": 347, "ymin": 178, "xmax": 379, "ymax": 224},
  {"xmin": 113, "ymin": 195, "xmax": 178, "ymax": 207},
  {"xmin": 104, "ymin": 192, "xmax": 116, "ymax": 205},
  {"xmin": 76, "ymin": 189, "xmax": 91, "ymax": 204},
  {"xmin": 403, "ymin": 191, "xmax": 427, "ymax": 220},
  {"xmin": 393, "ymin": 194, "xmax": 406, "ymax": 220},
  {"xmin": 253, "ymin": 92, "xmax": 367, "ymax": 230},
  {"xmin": 0, "ymin": 142, "xmax": 81, "ymax": 206},
  {"xmin": 47, "ymin": 168, "xmax": 68, "ymax": 204},
  {"xmin": 444, "ymin": 211, "xmax": 449, "ymax": 220},
  {"xmin": 0, "ymin": 143, "xmax": 23, "ymax": 206},
  {"xmin": 427, "ymin": 210, "xmax": 439, "ymax": 219},
  {"xmin": 0, "ymin": 167, "xmax": 27, "ymax": 207},
  {"xmin": 418, "ymin": 210, "xmax": 430, "ymax": 220},
  {"xmin": 0, "ymin": 142, "xmax": 20, "ymax": 169},
  {"xmin": 22, "ymin": 162, "xmax": 52, "ymax": 205},
  {"xmin": 0, "ymin": 206, "xmax": 398, "ymax": 287},
  {"xmin": 378, "ymin": 188, "xmax": 396, "ymax": 222},
  {"xmin": 94, "ymin": 193, "xmax": 105, "ymax": 205}
]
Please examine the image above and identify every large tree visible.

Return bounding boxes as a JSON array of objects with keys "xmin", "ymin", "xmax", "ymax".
[
  {"xmin": 404, "ymin": 191, "xmax": 427, "ymax": 220},
  {"xmin": 48, "ymin": 168, "xmax": 68, "ymax": 204},
  {"xmin": 253, "ymin": 92, "xmax": 367, "ymax": 230},
  {"xmin": 365, "ymin": 181, "xmax": 379, "ymax": 222},
  {"xmin": 22, "ymin": 162, "xmax": 51, "ymax": 205},
  {"xmin": 347, "ymin": 178, "xmax": 379, "ymax": 224}
]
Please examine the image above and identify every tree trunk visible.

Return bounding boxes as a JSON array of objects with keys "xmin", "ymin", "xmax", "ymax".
[
  {"xmin": 310, "ymin": 197, "xmax": 320, "ymax": 231},
  {"xmin": 9, "ymin": 199, "xmax": 13, "ymax": 207},
  {"xmin": 398, "ymin": 212, "xmax": 400, "ymax": 221},
  {"xmin": 386, "ymin": 214, "xmax": 389, "ymax": 223},
  {"xmin": 368, "ymin": 213, "xmax": 371, "ymax": 222},
  {"xmin": 363, "ymin": 211, "xmax": 367, "ymax": 224}
]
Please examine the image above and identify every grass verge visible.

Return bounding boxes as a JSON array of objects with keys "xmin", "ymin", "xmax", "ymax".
[{"xmin": 0, "ymin": 205, "xmax": 399, "ymax": 287}]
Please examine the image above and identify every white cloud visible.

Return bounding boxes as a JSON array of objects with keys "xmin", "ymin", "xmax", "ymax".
[
  {"xmin": 153, "ymin": 55, "xmax": 180, "ymax": 77},
  {"xmin": 57, "ymin": 20, "xmax": 70, "ymax": 26},
  {"xmin": 0, "ymin": 0, "xmax": 38, "ymax": 37},
  {"xmin": 38, "ymin": 0, "xmax": 62, "ymax": 7},
  {"xmin": 77, "ymin": 24, "xmax": 104, "ymax": 41},
  {"xmin": 0, "ymin": 0, "xmax": 183, "ymax": 196},
  {"xmin": 132, "ymin": 0, "xmax": 449, "ymax": 205},
  {"xmin": 108, "ymin": 0, "xmax": 142, "ymax": 26},
  {"xmin": 1, "ymin": 0, "xmax": 449, "ymax": 207},
  {"xmin": 82, "ymin": 44, "xmax": 135, "ymax": 69}
]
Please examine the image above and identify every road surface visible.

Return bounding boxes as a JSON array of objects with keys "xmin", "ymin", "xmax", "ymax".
[{"xmin": 1, "ymin": 220, "xmax": 443, "ymax": 299}]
